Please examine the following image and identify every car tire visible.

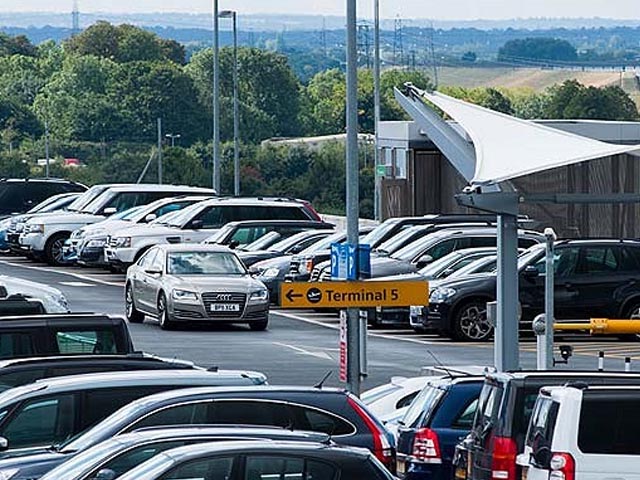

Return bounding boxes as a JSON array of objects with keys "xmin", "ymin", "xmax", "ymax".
[
  {"xmin": 125, "ymin": 283, "xmax": 144, "ymax": 324},
  {"xmin": 44, "ymin": 233, "xmax": 69, "ymax": 266},
  {"xmin": 249, "ymin": 318, "xmax": 269, "ymax": 331},
  {"xmin": 158, "ymin": 292, "xmax": 177, "ymax": 331},
  {"xmin": 452, "ymin": 300, "xmax": 493, "ymax": 342}
]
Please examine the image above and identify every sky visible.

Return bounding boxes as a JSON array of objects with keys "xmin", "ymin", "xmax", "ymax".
[{"xmin": 1, "ymin": 0, "xmax": 640, "ymax": 20}]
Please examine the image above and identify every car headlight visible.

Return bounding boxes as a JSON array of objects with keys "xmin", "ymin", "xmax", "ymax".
[
  {"xmin": 0, "ymin": 468, "xmax": 19, "ymax": 480},
  {"xmin": 429, "ymin": 287, "xmax": 457, "ymax": 303},
  {"xmin": 86, "ymin": 239, "xmax": 107, "ymax": 248},
  {"xmin": 26, "ymin": 224, "xmax": 45, "ymax": 234},
  {"xmin": 261, "ymin": 267, "xmax": 280, "ymax": 278},
  {"xmin": 249, "ymin": 289, "xmax": 269, "ymax": 303},
  {"xmin": 172, "ymin": 289, "xmax": 199, "ymax": 302},
  {"xmin": 113, "ymin": 237, "xmax": 132, "ymax": 248},
  {"xmin": 298, "ymin": 257, "xmax": 313, "ymax": 275}
]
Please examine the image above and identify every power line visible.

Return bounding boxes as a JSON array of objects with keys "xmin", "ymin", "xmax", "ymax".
[
  {"xmin": 357, "ymin": 23, "xmax": 372, "ymax": 68},
  {"xmin": 393, "ymin": 17, "xmax": 404, "ymax": 68}
]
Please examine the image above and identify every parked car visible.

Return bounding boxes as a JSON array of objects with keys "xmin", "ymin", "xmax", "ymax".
[
  {"xmin": 20, "ymin": 184, "xmax": 215, "ymax": 265},
  {"xmin": 396, "ymin": 375, "xmax": 484, "ymax": 480},
  {"xmin": 460, "ymin": 370, "xmax": 640, "ymax": 480},
  {"xmin": 237, "ymin": 229, "xmax": 334, "ymax": 268},
  {"xmin": 52, "ymin": 386, "xmax": 395, "ymax": 472},
  {"xmin": 0, "ymin": 353, "xmax": 200, "ymax": 391},
  {"xmin": 125, "ymin": 244, "xmax": 270, "ymax": 331},
  {"xmin": 0, "ymin": 313, "xmax": 135, "ymax": 358},
  {"xmin": 68, "ymin": 195, "xmax": 215, "ymax": 267},
  {"xmin": 6, "ymin": 185, "xmax": 115, "ymax": 255},
  {"xmin": 0, "ymin": 193, "xmax": 82, "ymax": 251},
  {"xmin": 105, "ymin": 197, "xmax": 321, "ymax": 270},
  {"xmin": 0, "ymin": 369, "xmax": 266, "ymax": 458},
  {"xmin": 362, "ymin": 376, "xmax": 432, "ymax": 419},
  {"xmin": 517, "ymin": 384, "xmax": 640, "ymax": 480},
  {"xmin": 0, "ymin": 178, "xmax": 86, "ymax": 220},
  {"xmin": 204, "ymin": 219, "xmax": 335, "ymax": 249},
  {"xmin": 423, "ymin": 239, "xmax": 640, "ymax": 341},
  {"xmin": 117, "ymin": 441, "xmax": 396, "ymax": 480},
  {"xmin": 0, "ymin": 275, "xmax": 69, "ymax": 313},
  {"xmin": 29, "ymin": 427, "xmax": 331, "ymax": 480}
]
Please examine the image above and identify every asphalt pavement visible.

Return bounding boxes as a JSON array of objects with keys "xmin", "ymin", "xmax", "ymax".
[{"xmin": 0, "ymin": 255, "xmax": 639, "ymax": 389}]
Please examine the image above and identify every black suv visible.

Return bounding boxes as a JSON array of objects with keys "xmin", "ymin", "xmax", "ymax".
[
  {"xmin": 458, "ymin": 370, "xmax": 640, "ymax": 480},
  {"xmin": 423, "ymin": 239, "xmax": 640, "ymax": 341},
  {"xmin": 0, "ymin": 178, "xmax": 86, "ymax": 219},
  {"xmin": 0, "ymin": 314, "xmax": 135, "ymax": 359}
]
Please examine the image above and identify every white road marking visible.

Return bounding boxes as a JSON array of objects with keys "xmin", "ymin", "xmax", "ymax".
[
  {"xmin": 59, "ymin": 281, "xmax": 94, "ymax": 287},
  {"xmin": 0, "ymin": 259, "xmax": 124, "ymax": 288},
  {"xmin": 272, "ymin": 342, "xmax": 334, "ymax": 361}
]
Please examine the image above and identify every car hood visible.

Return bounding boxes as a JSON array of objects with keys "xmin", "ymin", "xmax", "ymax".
[
  {"xmin": 368, "ymin": 271, "xmax": 423, "ymax": 282},
  {"xmin": 26, "ymin": 212, "xmax": 106, "ymax": 226},
  {"xmin": 0, "ymin": 450, "xmax": 66, "ymax": 470},
  {"xmin": 251, "ymin": 255, "xmax": 293, "ymax": 271},
  {"xmin": 167, "ymin": 275, "xmax": 265, "ymax": 292},
  {"xmin": 369, "ymin": 257, "xmax": 419, "ymax": 278},
  {"xmin": 113, "ymin": 224, "xmax": 181, "ymax": 239},
  {"xmin": 79, "ymin": 219, "xmax": 130, "ymax": 237}
]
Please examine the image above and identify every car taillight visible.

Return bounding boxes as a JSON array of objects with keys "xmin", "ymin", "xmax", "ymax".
[
  {"xmin": 347, "ymin": 396, "xmax": 395, "ymax": 471},
  {"xmin": 549, "ymin": 452, "xmax": 575, "ymax": 480},
  {"xmin": 411, "ymin": 427, "xmax": 442, "ymax": 464},
  {"xmin": 491, "ymin": 436, "xmax": 517, "ymax": 480},
  {"xmin": 302, "ymin": 201, "xmax": 322, "ymax": 221}
]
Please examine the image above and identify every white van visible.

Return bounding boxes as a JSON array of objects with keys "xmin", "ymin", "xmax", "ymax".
[{"xmin": 517, "ymin": 384, "xmax": 640, "ymax": 480}]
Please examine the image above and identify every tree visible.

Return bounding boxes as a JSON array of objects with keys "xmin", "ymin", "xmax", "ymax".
[
  {"xmin": 498, "ymin": 37, "xmax": 578, "ymax": 63},
  {"xmin": 0, "ymin": 33, "xmax": 36, "ymax": 57},
  {"xmin": 440, "ymin": 86, "xmax": 514, "ymax": 115},
  {"xmin": 461, "ymin": 51, "xmax": 477, "ymax": 63}
]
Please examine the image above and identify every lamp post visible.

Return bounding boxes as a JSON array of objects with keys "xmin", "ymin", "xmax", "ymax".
[
  {"xmin": 220, "ymin": 10, "xmax": 240, "ymax": 197},
  {"xmin": 373, "ymin": 0, "xmax": 381, "ymax": 221},
  {"xmin": 165, "ymin": 133, "xmax": 181, "ymax": 147},
  {"xmin": 212, "ymin": 0, "xmax": 221, "ymax": 193}
]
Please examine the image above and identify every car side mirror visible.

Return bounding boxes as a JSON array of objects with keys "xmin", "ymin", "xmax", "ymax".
[
  {"xmin": 0, "ymin": 436, "xmax": 8, "ymax": 452},
  {"xmin": 523, "ymin": 265, "xmax": 539, "ymax": 278},
  {"xmin": 94, "ymin": 469, "xmax": 117, "ymax": 480},
  {"xmin": 144, "ymin": 213, "xmax": 157, "ymax": 223},
  {"xmin": 189, "ymin": 219, "xmax": 204, "ymax": 230},
  {"xmin": 145, "ymin": 268, "xmax": 162, "ymax": 276},
  {"xmin": 416, "ymin": 255, "xmax": 434, "ymax": 268},
  {"xmin": 228, "ymin": 240, "xmax": 240, "ymax": 249},
  {"xmin": 102, "ymin": 207, "xmax": 117, "ymax": 216}
]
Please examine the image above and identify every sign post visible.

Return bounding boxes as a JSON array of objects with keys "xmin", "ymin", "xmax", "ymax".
[{"xmin": 339, "ymin": 311, "xmax": 348, "ymax": 383}]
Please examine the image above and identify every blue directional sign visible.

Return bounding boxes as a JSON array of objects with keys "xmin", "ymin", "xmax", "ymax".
[
  {"xmin": 331, "ymin": 243, "xmax": 349, "ymax": 280},
  {"xmin": 331, "ymin": 243, "xmax": 372, "ymax": 280}
]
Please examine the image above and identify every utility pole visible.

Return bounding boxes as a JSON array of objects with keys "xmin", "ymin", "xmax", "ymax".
[
  {"xmin": 157, "ymin": 118, "xmax": 163, "ymax": 185},
  {"xmin": 165, "ymin": 133, "xmax": 181, "ymax": 147},
  {"xmin": 346, "ymin": 0, "xmax": 361, "ymax": 396},
  {"xmin": 212, "ymin": 0, "xmax": 221, "ymax": 193},
  {"xmin": 321, "ymin": 17, "xmax": 328, "ymax": 59},
  {"xmin": 221, "ymin": 10, "xmax": 241, "ymax": 197},
  {"xmin": 393, "ymin": 17, "xmax": 404, "ymax": 67},
  {"xmin": 373, "ymin": 0, "xmax": 382, "ymax": 222},
  {"xmin": 429, "ymin": 22, "xmax": 439, "ymax": 88},
  {"xmin": 44, "ymin": 120, "xmax": 50, "ymax": 178},
  {"xmin": 71, "ymin": 0, "xmax": 80, "ymax": 35}
]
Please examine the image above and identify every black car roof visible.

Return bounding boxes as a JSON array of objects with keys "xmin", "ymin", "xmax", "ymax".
[
  {"xmin": 0, "ymin": 313, "xmax": 125, "ymax": 327},
  {"xmin": 488, "ymin": 370, "xmax": 640, "ymax": 382},
  {"xmin": 0, "ymin": 354, "xmax": 192, "ymax": 369}
]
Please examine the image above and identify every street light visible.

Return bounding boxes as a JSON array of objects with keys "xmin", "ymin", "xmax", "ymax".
[
  {"xmin": 212, "ymin": 0, "xmax": 221, "ymax": 193},
  {"xmin": 373, "ymin": 0, "xmax": 381, "ymax": 221},
  {"xmin": 220, "ymin": 9, "xmax": 240, "ymax": 197},
  {"xmin": 165, "ymin": 133, "xmax": 181, "ymax": 147}
]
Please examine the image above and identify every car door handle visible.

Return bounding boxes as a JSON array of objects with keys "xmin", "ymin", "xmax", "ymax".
[{"xmin": 564, "ymin": 283, "xmax": 574, "ymax": 290}]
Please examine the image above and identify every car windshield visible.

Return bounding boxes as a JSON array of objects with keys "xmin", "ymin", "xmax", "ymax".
[
  {"xmin": 517, "ymin": 244, "xmax": 546, "ymax": 270},
  {"xmin": 301, "ymin": 231, "xmax": 346, "ymax": 254},
  {"xmin": 419, "ymin": 251, "xmax": 465, "ymax": 277},
  {"xmin": 361, "ymin": 220, "xmax": 400, "ymax": 248},
  {"xmin": 67, "ymin": 186, "xmax": 108, "ymax": 212},
  {"xmin": 42, "ymin": 439, "xmax": 122, "ymax": 480},
  {"xmin": 449, "ymin": 256, "xmax": 497, "ymax": 278},
  {"xmin": 81, "ymin": 190, "xmax": 115, "ymax": 214},
  {"xmin": 114, "ymin": 206, "xmax": 145, "ymax": 221},
  {"xmin": 243, "ymin": 231, "xmax": 282, "ymax": 251},
  {"xmin": 150, "ymin": 209, "xmax": 183, "ymax": 226},
  {"xmin": 167, "ymin": 251, "xmax": 246, "ymax": 275},
  {"xmin": 164, "ymin": 203, "xmax": 202, "ymax": 228},
  {"xmin": 401, "ymin": 383, "xmax": 444, "ymax": 429},
  {"xmin": 392, "ymin": 235, "xmax": 440, "ymax": 262},
  {"xmin": 376, "ymin": 225, "xmax": 429, "ymax": 255}
]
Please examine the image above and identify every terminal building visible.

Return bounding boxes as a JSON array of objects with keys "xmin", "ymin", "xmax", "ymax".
[{"xmin": 378, "ymin": 119, "xmax": 640, "ymax": 237}]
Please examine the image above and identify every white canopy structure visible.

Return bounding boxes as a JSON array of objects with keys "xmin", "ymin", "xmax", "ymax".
[{"xmin": 423, "ymin": 91, "xmax": 640, "ymax": 186}]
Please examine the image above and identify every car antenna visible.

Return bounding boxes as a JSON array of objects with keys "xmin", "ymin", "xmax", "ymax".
[
  {"xmin": 314, "ymin": 371, "xmax": 332, "ymax": 389},
  {"xmin": 425, "ymin": 349, "xmax": 453, "ymax": 378}
]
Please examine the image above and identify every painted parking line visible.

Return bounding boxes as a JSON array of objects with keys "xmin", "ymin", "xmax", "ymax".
[
  {"xmin": 0, "ymin": 259, "xmax": 124, "ymax": 288},
  {"xmin": 59, "ymin": 281, "xmax": 95, "ymax": 287}
]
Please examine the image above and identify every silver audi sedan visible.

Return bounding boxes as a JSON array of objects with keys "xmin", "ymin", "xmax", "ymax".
[{"xmin": 125, "ymin": 244, "xmax": 270, "ymax": 330}]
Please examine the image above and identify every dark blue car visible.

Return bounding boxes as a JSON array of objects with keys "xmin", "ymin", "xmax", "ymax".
[{"xmin": 396, "ymin": 375, "xmax": 484, "ymax": 480}]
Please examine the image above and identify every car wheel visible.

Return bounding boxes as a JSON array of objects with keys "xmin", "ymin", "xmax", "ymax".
[
  {"xmin": 158, "ymin": 292, "xmax": 177, "ymax": 330},
  {"xmin": 125, "ymin": 284, "xmax": 144, "ymax": 323},
  {"xmin": 249, "ymin": 318, "xmax": 269, "ymax": 331},
  {"xmin": 45, "ymin": 233, "xmax": 69, "ymax": 266},
  {"xmin": 452, "ymin": 301, "xmax": 493, "ymax": 342}
]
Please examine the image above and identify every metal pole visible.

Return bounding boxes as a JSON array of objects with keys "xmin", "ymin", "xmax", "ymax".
[
  {"xmin": 346, "ymin": 0, "xmax": 362, "ymax": 396},
  {"xmin": 44, "ymin": 120, "xmax": 50, "ymax": 178},
  {"xmin": 212, "ymin": 0, "xmax": 221, "ymax": 193},
  {"xmin": 544, "ymin": 228, "xmax": 557, "ymax": 370},
  {"xmin": 373, "ymin": 0, "xmax": 382, "ymax": 221},
  {"xmin": 157, "ymin": 118, "xmax": 163, "ymax": 185},
  {"xmin": 233, "ymin": 12, "xmax": 240, "ymax": 197},
  {"xmin": 495, "ymin": 214, "xmax": 520, "ymax": 371}
]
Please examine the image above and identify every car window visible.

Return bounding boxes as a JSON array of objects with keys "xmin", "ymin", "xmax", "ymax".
[
  {"xmin": 82, "ymin": 388, "xmax": 168, "ymax": 430},
  {"xmin": 0, "ymin": 184, "xmax": 25, "ymax": 214},
  {"xmin": 132, "ymin": 403, "xmax": 209, "ymax": 430},
  {"xmin": 620, "ymin": 247, "xmax": 640, "ymax": 271},
  {"xmin": 288, "ymin": 405, "xmax": 355, "ymax": 436},
  {"xmin": 230, "ymin": 227, "xmax": 268, "ymax": 246},
  {"xmin": 154, "ymin": 202, "xmax": 192, "ymax": 220},
  {"xmin": 396, "ymin": 391, "xmax": 420, "ymax": 409},
  {"xmin": 578, "ymin": 391, "xmax": 640, "ymax": 455},
  {"xmin": 159, "ymin": 456, "xmax": 234, "ymax": 480},
  {"xmin": 469, "ymin": 237, "xmax": 496, "ymax": 248},
  {"xmin": 579, "ymin": 247, "xmax": 619, "ymax": 274},
  {"xmin": 422, "ymin": 239, "xmax": 457, "ymax": 263},
  {"xmin": 85, "ymin": 441, "xmax": 189, "ymax": 480},
  {"xmin": 0, "ymin": 333, "xmax": 36, "ymax": 359},
  {"xmin": 196, "ymin": 206, "xmax": 226, "ymax": 229},
  {"xmin": 55, "ymin": 330, "xmax": 117, "ymax": 355},
  {"xmin": 402, "ymin": 385, "xmax": 444, "ymax": 429},
  {"xmin": 518, "ymin": 238, "xmax": 539, "ymax": 249},
  {"xmin": 138, "ymin": 249, "xmax": 158, "ymax": 269},
  {"xmin": 452, "ymin": 398, "xmax": 479, "ymax": 429},
  {"xmin": 533, "ymin": 247, "xmax": 580, "ymax": 277},
  {"xmin": 150, "ymin": 250, "xmax": 165, "ymax": 272},
  {"xmin": 245, "ymin": 456, "xmax": 337, "ymax": 480},
  {"xmin": 472, "ymin": 383, "xmax": 503, "ymax": 439},
  {"xmin": 525, "ymin": 396, "xmax": 559, "ymax": 454},
  {"xmin": 1, "ymin": 394, "xmax": 76, "ymax": 448},
  {"xmin": 0, "ymin": 369, "xmax": 45, "ymax": 388},
  {"xmin": 207, "ymin": 400, "xmax": 290, "ymax": 428}
]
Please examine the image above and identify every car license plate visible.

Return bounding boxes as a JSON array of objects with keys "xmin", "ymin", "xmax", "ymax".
[
  {"xmin": 396, "ymin": 460, "xmax": 405, "ymax": 475},
  {"xmin": 211, "ymin": 303, "xmax": 240, "ymax": 312}
]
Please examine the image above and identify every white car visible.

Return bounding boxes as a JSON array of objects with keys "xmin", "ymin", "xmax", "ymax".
[
  {"xmin": 20, "ymin": 185, "xmax": 214, "ymax": 265},
  {"xmin": 362, "ymin": 376, "xmax": 431, "ymax": 419},
  {"xmin": 105, "ymin": 197, "xmax": 320, "ymax": 269},
  {"xmin": 0, "ymin": 275, "xmax": 69, "ymax": 312},
  {"xmin": 518, "ymin": 384, "xmax": 640, "ymax": 480},
  {"xmin": 68, "ymin": 195, "xmax": 213, "ymax": 267}
]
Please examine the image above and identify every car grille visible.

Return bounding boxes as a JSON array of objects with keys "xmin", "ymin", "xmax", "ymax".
[
  {"xmin": 310, "ymin": 267, "xmax": 322, "ymax": 282},
  {"xmin": 201, "ymin": 292, "xmax": 247, "ymax": 318},
  {"xmin": 319, "ymin": 268, "xmax": 331, "ymax": 282},
  {"xmin": 174, "ymin": 309, "xmax": 204, "ymax": 319}
]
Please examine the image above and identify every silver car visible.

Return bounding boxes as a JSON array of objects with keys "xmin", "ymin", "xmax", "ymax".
[{"xmin": 125, "ymin": 244, "xmax": 270, "ymax": 331}]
